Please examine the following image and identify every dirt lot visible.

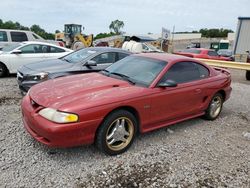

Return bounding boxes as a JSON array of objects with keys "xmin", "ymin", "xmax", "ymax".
[{"xmin": 0, "ymin": 69, "xmax": 249, "ymax": 187}]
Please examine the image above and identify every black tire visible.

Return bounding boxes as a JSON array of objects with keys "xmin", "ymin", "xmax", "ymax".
[
  {"xmin": 246, "ymin": 71, "xmax": 250, "ymax": 81},
  {"xmin": 0, "ymin": 63, "xmax": 8, "ymax": 78},
  {"xmin": 96, "ymin": 110, "xmax": 137, "ymax": 155},
  {"xmin": 203, "ymin": 93, "xmax": 223, "ymax": 120}
]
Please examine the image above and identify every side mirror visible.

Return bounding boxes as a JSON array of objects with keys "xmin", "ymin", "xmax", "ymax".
[
  {"xmin": 158, "ymin": 80, "xmax": 177, "ymax": 88},
  {"xmin": 12, "ymin": 49, "xmax": 22, "ymax": 54},
  {"xmin": 86, "ymin": 60, "xmax": 97, "ymax": 66}
]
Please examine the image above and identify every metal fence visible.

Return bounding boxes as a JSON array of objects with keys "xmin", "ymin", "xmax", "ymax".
[{"xmin": 196, "ymin": 58, "xmax": 250, "ymax": 71}]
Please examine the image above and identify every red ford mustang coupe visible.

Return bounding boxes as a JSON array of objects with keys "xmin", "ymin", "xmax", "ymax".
[
  {"xmin": 174, "ymin": 48, "xmax": 232, "ymax": 61},
  {"xmin": 21, "ymin": 53, "xmax": 232, "ymax": 155}
]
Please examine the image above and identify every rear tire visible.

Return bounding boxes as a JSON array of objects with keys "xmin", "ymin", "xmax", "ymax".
[
  {"xmin": 96, "ymin": 110, "xmax": 137, "ymax": 155},
  {"xmin": 203, "ymin": 93, "xmax": 223, "ymax": 120},
  {"xmin": 246, "ymin": 71, "xmax": 250, "ymax": 81},
  {"xmin": 0, "ymin": 63, "xmax": 8, "ymax": 77}
]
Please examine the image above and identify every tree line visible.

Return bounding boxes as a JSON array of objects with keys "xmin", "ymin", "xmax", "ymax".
[{"xmin": 175, "ymin": 28, "xmax": 234, "ymax": 38}]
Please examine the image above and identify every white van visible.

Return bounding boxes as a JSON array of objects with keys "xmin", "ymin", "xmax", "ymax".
[{"xmin": 0, "ymin": 29, "xmax": 64, "ymax": 50}]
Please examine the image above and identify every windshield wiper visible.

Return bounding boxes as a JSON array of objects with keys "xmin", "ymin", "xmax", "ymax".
[
  {"xmin": 63, "ymin": 58, "xmax": 71, "ymax": 63},
  {"xmin": 110, "ymin": 72, "xmax": 135, "ymax": 85},
  {"xmin": 101, "ymin": 69, "xmax": 110, "ymax": 76}
]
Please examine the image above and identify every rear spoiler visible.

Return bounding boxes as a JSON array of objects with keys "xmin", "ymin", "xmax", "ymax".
[{"xmin": 214, "ymin": 67, "xmax": 231, "ymax": 76}]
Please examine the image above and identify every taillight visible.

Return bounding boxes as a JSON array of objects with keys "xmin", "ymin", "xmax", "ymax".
[{"xmin": 58, "ymin": 41, "xmax": 65, "ymax": 47}]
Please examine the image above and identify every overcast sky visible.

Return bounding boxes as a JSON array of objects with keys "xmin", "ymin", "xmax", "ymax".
[{"xmin": 1, "ymin": 0, "xmax": 249, "ymax": 35}]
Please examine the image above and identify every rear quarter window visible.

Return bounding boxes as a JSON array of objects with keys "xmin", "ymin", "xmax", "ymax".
[{"xmin": 194, "ymin": 63, "xmax": 210, "ymax": 78}]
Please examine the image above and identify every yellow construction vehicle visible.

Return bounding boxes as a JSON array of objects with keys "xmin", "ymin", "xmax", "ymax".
[{"xmin": 55, "ymin": 24, "xmax": 93, "ymax": 50}]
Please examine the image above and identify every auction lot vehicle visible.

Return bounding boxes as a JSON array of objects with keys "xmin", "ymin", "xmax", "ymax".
[
  {"xmin": 0, "ymin": 41, "xmax": 72, "ymax": 77},
  {"xmin": 234, "ymin": 17, "xmax": 250, "ymax": 80},
  {"xmin": 174, "ymin": 48, "xmax": 231, "ymax": 61},
  {"xmin": 0, "ymin": 29, "xmax": 64, "ymax": 50},
  {"xmin": 17, "ymin": 47, "xmax": 131, "ymax": 93},
  {"xmin": 21, "ymin": 53, "xmax": 232, "ymax": 155},
  {"xmin": 55, "ymin": 24, "xmax": 93, "ymax": 50},
  {"xmin": 217, "ymin": 49, "xmax": 234, "ymax": 61}
]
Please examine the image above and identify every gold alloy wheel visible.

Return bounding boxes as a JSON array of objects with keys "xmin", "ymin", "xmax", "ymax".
[
  {"xmin": 209, "ymin": 95, "xmax": 222, "ymax": 118},
  {"xmin": 106, "ymin": 117, "xmax": 134, "ymax": 151}
]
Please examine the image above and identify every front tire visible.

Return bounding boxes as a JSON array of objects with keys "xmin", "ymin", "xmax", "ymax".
[
  {"xmin": 96, "ymin": 110, "xmax": 137, "ymax": 155},
  {"xmin": 246, "ymin": 71, "xmax": 250, "ymax": 81},
  {"xmin": 0, "ymin": 63, "xmax": 8, "ymax": 77},
  {"xmin": 203, "ymin": 93, "xmax": 223, "ymax": 120}
]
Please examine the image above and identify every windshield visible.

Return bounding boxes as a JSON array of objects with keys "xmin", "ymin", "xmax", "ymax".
[
  {"xmin": 145, "ymin": 43, "xmax": 161, "ymax": 52},
  {"xmin": 2, "ymin": 43, "xmax": 22, "ymax": 52},
  {"xmin": 63, "ymin": 48, "xmax": 96, "ymax": 63},
  {"xmin": 105, "ymin": 56, "xmax": 166, "ymax": 86}
]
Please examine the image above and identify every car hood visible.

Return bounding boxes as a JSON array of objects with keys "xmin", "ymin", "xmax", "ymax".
[
  {"xmin": 29, "ymin": 73, "xmax": 146, "ymax": 111},
  {"xmin": 21, "ymin": 59, "xmax": 75, "ymax": 74}
]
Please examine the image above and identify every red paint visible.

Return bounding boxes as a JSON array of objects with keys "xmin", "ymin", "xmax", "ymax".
[
  {"xmin": 174, "ymin": 48, "xmax": 232, "ymax": 61},
  {"xmin": 21, "ymin": 53, "xmax": 232, "ymax": 147}
]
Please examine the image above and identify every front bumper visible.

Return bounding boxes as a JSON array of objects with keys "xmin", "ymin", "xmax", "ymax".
[
  {"xmin": 21, "ymin": 95, "xmax": 102, "ymax": 147},
  {"xmin": 17, "ymin": 71, "xmax": 46, "ymax": 93}
]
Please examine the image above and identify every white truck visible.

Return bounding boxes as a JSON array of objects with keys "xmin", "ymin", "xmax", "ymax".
[
  {"xmin": 0, "ymin": 29, "xmax": 64, "ymax": 50},
  {"xmin": 233, "ymin": 17, "xmax": 250, "ymax": 80}
]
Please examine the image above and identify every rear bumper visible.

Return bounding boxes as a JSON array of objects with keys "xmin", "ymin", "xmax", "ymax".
[{"xmin": 21, "ymin": 95, "xmax": 102, "ymax": 147}]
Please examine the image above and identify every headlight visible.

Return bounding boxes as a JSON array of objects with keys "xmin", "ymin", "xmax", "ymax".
[
  {"xmin": 38, "ymin": 108, "xmax": 78, "ymax": 123},
  {"xmin": 29, "ymin": 72, "xmax": 48, "ymax": 81}
]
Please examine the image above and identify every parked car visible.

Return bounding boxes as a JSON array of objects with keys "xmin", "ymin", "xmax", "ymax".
[
  {"xmin": 0, "ymin": 29, "xmax": 65, "ymax": 50},
  {"xmin": 17, "ymin": 47, "xmax": 131, "ymax": 93},
  {"xmin": 217, "ymin": 49, "xmax": 234, "ymax": 61},
  {"xmin": 174, "ymin": 48, "xmax": 232, "ymax": 61},
  {"xmin": 0, "ymin": 41, "xmax": 72, "ymax": 77},
  {"xmin": 246, "ymin": 50, "xmax": 250, "ymax": 80},
  {"xmin": 21, "ymin": 53, "xmax": 232, "ymax": 155}
]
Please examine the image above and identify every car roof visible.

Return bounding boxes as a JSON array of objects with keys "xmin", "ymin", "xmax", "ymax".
[
  {"xmin": 85, "ymin": 47, "xmax": 132, "ymax": 54},
  {"xmin": 135, "ymin": 53, "xmax": 202, "ymax": 63}
]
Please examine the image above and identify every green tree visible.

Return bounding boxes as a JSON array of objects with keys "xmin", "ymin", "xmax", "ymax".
[
  {"xmin": 94, "ymin": 32, "xmax": 116, "ymax": 40},
  {"xmin": 30, "ymin": 24, "xmax": 55, "ymax": 40},
  {"xmin": 199, "ymin": 28, "xmax": 233, "ymax": 38},
  {"xmin": 109, "ymin": 20, "xmax": 124, "ymax": 34}
]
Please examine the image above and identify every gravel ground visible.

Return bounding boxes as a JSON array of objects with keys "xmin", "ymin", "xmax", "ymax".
[{"xmin": 0, "ymin": 69, "xmax": 249, "ymax": 188}]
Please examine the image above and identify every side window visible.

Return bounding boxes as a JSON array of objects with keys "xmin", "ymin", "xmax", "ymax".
[
  {"xmin": 195, "ymin": 63, "xmax": 210, "ymax": 78},
  {"xmin": 208, "ymin": 51, "xmax": 218, "ymax": 57},
  {"xmin": 20, "ymin": 44, "xmax": 47, "ymax": 54},
  {"xmin": 20, "ymin": 44, "xmax": 36, "ymax": 53},
  {"xmin": 161, "ymin": 62, "xmax": 201, "ymax": 84},
  {"xmin": 92, "ymin": 52, "xmax": 116, "ymax": 64},
  {"xmin": 142, "ymin": 44, "xmax": 149, "ymax": 51},
  {"xmin": 118, "ymin": 53, "xmax": 129, "ymax": 60},
  {"xmin": 49, "ymin": 46, "xmax": 65, "ymax": 53},
  {"xmin": 0, "ymin": 31, "xmax": 8, "ymax": 41},
  {"xmin": 32, "ymin": 34, "xmax": 40, "ymax": 39},
  {"xmin": 10, "ymin": 32, "xmax": 28, "ymax": 42}
]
